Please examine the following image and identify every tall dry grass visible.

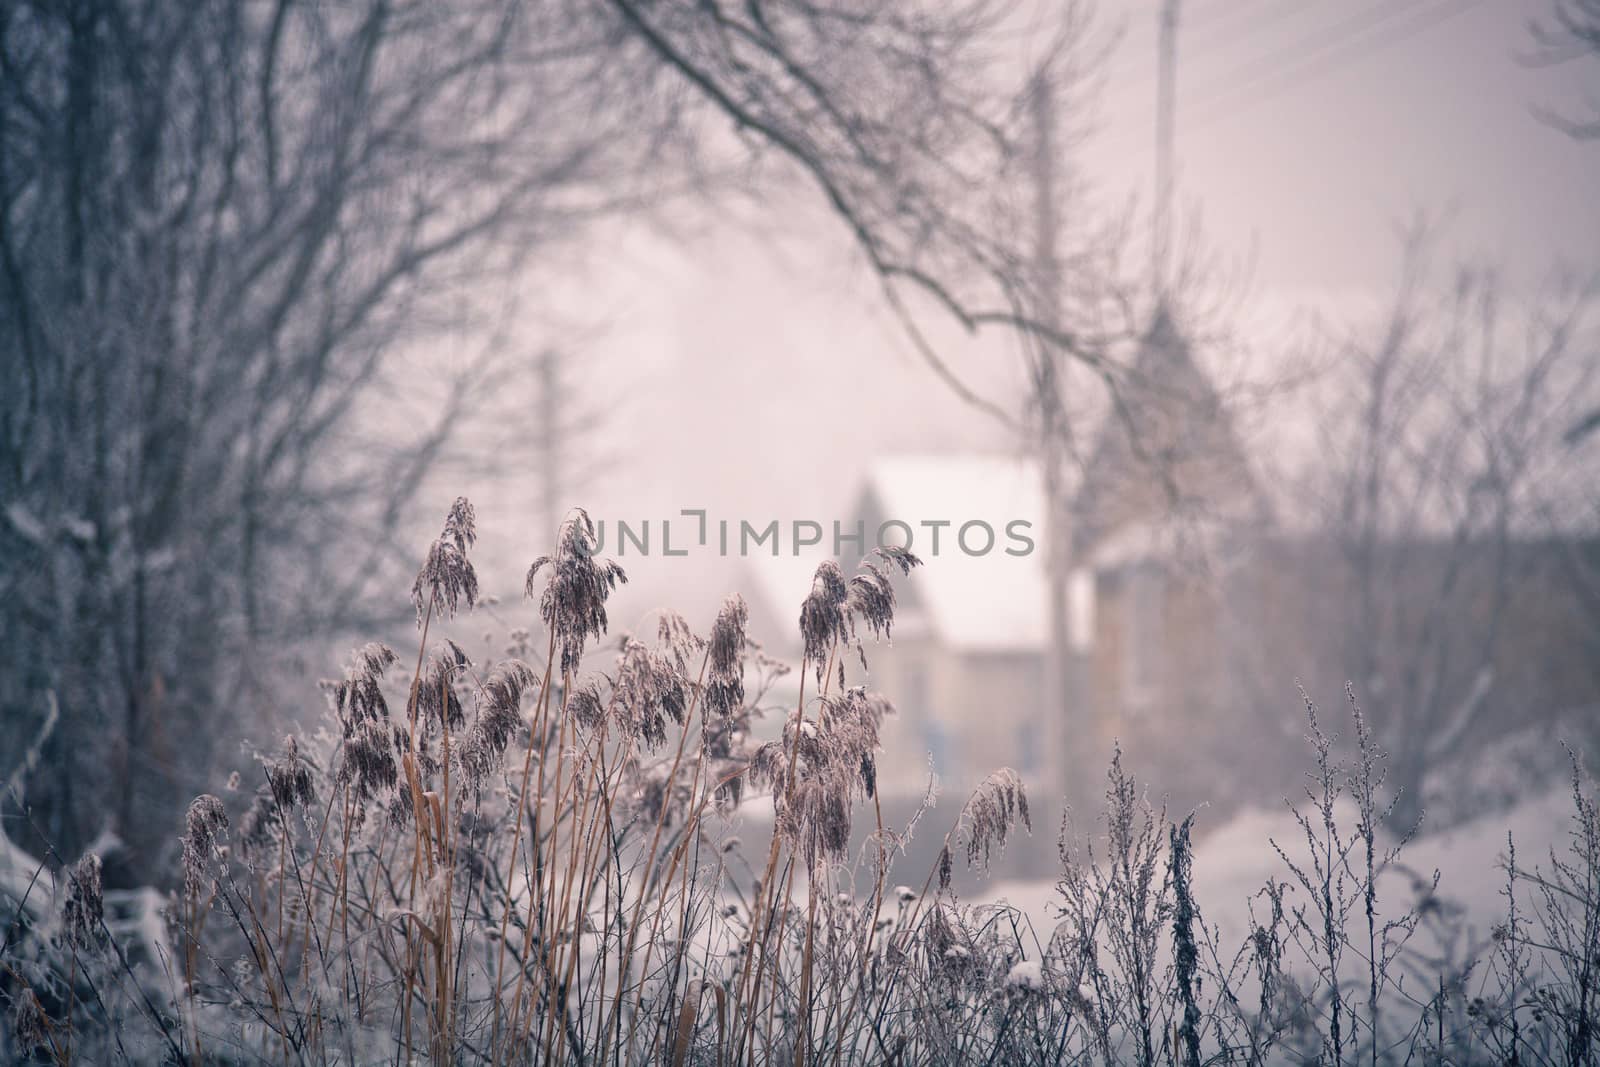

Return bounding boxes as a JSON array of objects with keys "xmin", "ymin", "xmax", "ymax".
[{"xmin": 5, "ymin": 497, "xmax": 1600, "ymax": 1065}]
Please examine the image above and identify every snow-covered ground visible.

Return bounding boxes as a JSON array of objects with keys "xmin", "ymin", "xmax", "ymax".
[{"xmin": 978, "ymin": 784, "xmax": 1577, "ymax": 962}]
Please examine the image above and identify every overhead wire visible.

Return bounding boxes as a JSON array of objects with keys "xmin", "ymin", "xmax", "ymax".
[{"xmin": 1186, "ymin": 0, "xmax": 1485, "ymax": 129}]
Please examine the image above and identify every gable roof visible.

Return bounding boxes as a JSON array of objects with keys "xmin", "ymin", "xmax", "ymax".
[
  {"xmin": 739, "ymin": 455, "xmax": 1050, "ymax": 656},
  {"xmin": 1071, "ymin": 305, "xmax": 1266, "ymax": 560},
  {"xmin": 855, "ymin": 454, "xmax": 1048, "ymax": 653}
]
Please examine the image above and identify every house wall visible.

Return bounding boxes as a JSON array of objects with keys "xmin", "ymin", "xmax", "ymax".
[
  {"xmin": 1086, "ymin": 567, "xmax": 1225, "ymax": 730},
  {"xmin": 856, "ymin": 635, "xmax": 1047, "ymax": 799},
  {"xmin": 752, "ymin": 499, "xmax": 1600, "ymax": 835}
]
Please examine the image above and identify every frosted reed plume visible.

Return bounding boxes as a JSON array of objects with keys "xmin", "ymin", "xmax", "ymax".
[
  {"xmin": 526, "ymin": 508, "xmax": 628, "ymax": 675},
  {"xmin": 181, "ymin": 795, "xmax": 228, "ymax": 901},
  {"xmin": 799, "ymin": 560, "xmax": 850, "ymax": 684},
  {"xmin": 61, "ymin": 853, "xmax": 103, "ymax": 951},
  {"xmin": 413, "ymin": 496, "xmax": 479, "ymax": 622}
]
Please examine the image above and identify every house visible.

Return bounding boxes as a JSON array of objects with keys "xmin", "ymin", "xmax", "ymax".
[
  {"xmin": 744, "ymin": 306, "xmax": 1600, "ymax": 840},
  {"xmin": 1064, "ymin": 304, "xmax": 1275, "ymax": 799},
  {"xmin": 743, "ymin": 455, "xmax": 1053, "ymax": 798},
  {"xmin": 742, "ymin": 307, "xmax": 1273, "ymax": 808}
]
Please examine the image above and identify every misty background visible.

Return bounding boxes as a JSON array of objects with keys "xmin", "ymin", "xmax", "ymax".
[
  {"xmin": 3, "ymin": 0, "xmax": 1599, "ymax": 889},
  {"xmin": 470, "ymin": 0, "xmax": 1600, "ymax": 615}
]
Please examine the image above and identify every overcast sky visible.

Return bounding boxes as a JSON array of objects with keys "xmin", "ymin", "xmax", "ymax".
[{"xmin": 457, "ymin": 0, "xmax": 1600, "ymax": 627}]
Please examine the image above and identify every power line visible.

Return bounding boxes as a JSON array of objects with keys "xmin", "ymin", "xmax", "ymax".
[
  {"xmin": 1108, "ymin": 0, "xmax": 1319, "ymax": 92},
  {"xmin": 1187, "ymin": 0, "xmax": 1323, "ymax": 40},
  {"xmin": 1111, "ymin": 0, "xmax": 1401, "ymax": 123},
  {"xmin": 1188, "ymin": 0, "xmax": 1484, "ymax": 128},
  {"xmin": 1188, "ymin": 0, "xmax": 1427, "ymax": 110}
]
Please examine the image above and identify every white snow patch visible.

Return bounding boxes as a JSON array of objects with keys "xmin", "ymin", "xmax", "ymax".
[
  {"xmin": 1006, "ymin": 959, "xmax": 1045, "ymax": 991},
  {"xmin": 4, "ymin": 503, "xmax": 48, "ymax": 546}
]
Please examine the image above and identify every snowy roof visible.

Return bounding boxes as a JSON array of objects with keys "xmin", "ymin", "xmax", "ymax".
[
  {"xmin": 857, "ymin": 454, "xmax": 1048, "ymax": 653},
  {"xmin": 738, "ymin": 455, "xmax": 1053, "ymax": 654},
  {"xmin": 743, "ymin": 544, "xmax": 940, "ymax": 655}
]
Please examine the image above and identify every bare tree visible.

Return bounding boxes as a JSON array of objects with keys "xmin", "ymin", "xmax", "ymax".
[
  {"xmin": 0, "ymin": 0, "xmax": 689, "ymax": 871},
  {"xmin": 1530, "ymin": 0, "xmax": 1600, "ymax": 139},
  {"xmin": 1300, "ymin": 235, "xmax": 1600, "ymax": 830},
  {"xmin": 1, "ymin": 0, "xmax": 1131, "ymax": 875},
  {"xmin": 1530, "ymin": 0, "xmax": 1600, "ymax": 648}
]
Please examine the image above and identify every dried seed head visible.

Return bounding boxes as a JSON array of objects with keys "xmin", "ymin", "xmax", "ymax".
[
  {"xmin": 657, "ymin": 610, "xmax": 704, "ymax": 675},
  {"xmin": 706, "ymin": 594, "xmax": 749, "ymax": 718},
  {"xmin": 1251, "ymin": 921, "xmax": 1279, "ymax": 968},
  {"xmin": 63, "ymin": 852, "xmax": 104, "ymax": 950},
  {"xmin": 799, "ymin": 562, "xmax": 850, "ymax": 684},
  {"xmin": 353, "ymin": 642, "xmax": 395, "ymax": 678},
  {"xmin": 709, "ymin": 594, "xmax": 748, "ymax": 680},
  {"xmin": 760, "ymin": 772, "xmax": 854, "ymax": 862},
  {"xmin": 959, "ymin": 768, "xmax": 1030, "ymax": 872},
  {"xmin": 441, "ymin": 496, "xmax": 475, "ymax": 552},
  {"xmin": 412, "ymin": 497, "xmax": 479, "ymax": 624},
  {"xmin": 526, "ymin": 509, "xmax": 627, "ymax": 675},
  {"xmin": 748, "ymin": 740, "xmax": 786, "ymax": 790},
  {"xmin": 611, "ymin": 639, "xmax": 688, "ymax": 749},
  {"xmin": 848, "ymin": 562, "xmax": 897, "ymax": 642},
  {"xmin": 874, "ymin": 544, "xmax": 922, "ymax": 577},
  {"xmin": 10, "ymin": 987, "xmax": 47, "ymax": 1051},
  {"xmin": 845, "ymin": 549, "xmax": 922, "ymax": 666},
  {"xmin": 385, "ymin": 790, "xmax": 413, "ymax": 831},
  {"xmin": 340, "ymin": 718, "xmax": 399, "ymax": 804},
  {"xmin": 417, "ymin": 640, "xmax": 470, "ymax": 730},
  {"xmin": 183, "ymin": 794, "xmax": 229, "ymax": 900},
  {"xmin": 329, "ymin": 642, "xmax": 398, "ymax": 732},
  {"xmin": 568, "ymin": 679, "xmax": 606, "ymax": 732},
  {"xmin": 825, "ymin": 688, "xmax": 891, "ymax": 754},
  {"xmin": 747, "ymin": 687, "xmax": 893, "ymax": 862},
  {"xmin": 460, "ymin": 659, "xmax": 537, "ymax": 791},
  {"xmin": 801, "ymin": 784, "xmax": 851, "ymax": 861},
  {"xmin": 267, "ymin": 735, "xmax": 316, "ymax": 811},
  {"xmin": 704, "ymin": 677, "xmax": 742, "ymax": 725},
  {"xmin": 924, "ymin": 904, "xmax": 972, "ymax": 978},
  {"xmin": 408, "ymin": 724, "xmax": 440, "ymax": 780}
]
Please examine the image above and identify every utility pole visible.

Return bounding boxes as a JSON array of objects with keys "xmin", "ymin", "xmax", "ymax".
[
  {"xmin": 1153, "ymin": 0, "xmax": 1181, "ymax": 301},
  {"xmin": 1030, "ymin": 0, "xmax": 1183, "ymax": 808},
  {"xmin": 1030, "ymin": 68, "xmax": 1075, "ymax": 808}
]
